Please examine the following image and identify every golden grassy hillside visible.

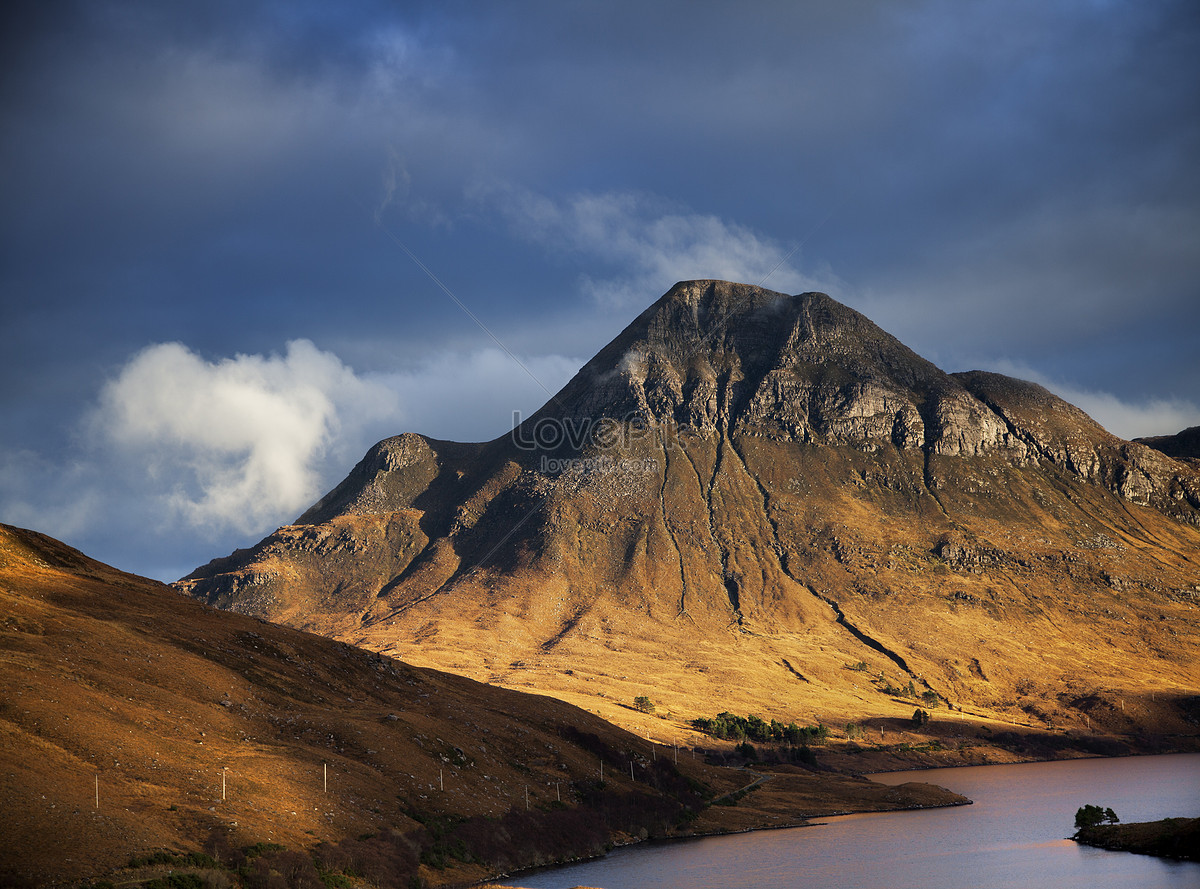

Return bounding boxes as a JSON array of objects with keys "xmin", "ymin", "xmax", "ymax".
[{"xmin": 0, "ymin": 523, "xmax": 966, "ymax": 888}]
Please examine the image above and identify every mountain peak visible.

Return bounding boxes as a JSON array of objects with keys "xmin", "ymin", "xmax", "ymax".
[{"xmin": 532, "ymin": 280, "xmax": 1008, "ymax": 459}]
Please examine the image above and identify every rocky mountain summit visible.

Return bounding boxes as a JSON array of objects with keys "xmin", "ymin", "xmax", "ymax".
[{"xmin": 179, "ymin": 282, "xmax": 1200, "ymax": 748}]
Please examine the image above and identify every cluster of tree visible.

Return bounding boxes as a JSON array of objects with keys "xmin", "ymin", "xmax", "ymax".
[
  {"xmin": 706, "ymin": 741, "xmax": 818, "ymax": 767},
  {"xmin": 912, "ymin": 708, "xmax": 931, "ymax": 727},
  {"xmin": 633, "ymin": 695, "xmax": 655, "ymax": 713},
  {"xmin": 690, "ymin": 712, "xmax": 829, "ymax": 745},
  {"xmin": 880, "ymin": 679, "xmax": 918, "ymax": 698},
  {"xmin": 1074, "ymin": 804, "xmax": 1120, "ymax": 832},
  {"xmin": 879, "ymin": 679, "xmax": 941, "ymax": 708}
]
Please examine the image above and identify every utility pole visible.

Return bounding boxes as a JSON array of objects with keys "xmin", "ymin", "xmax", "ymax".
[
  {"xmin": 95, "ymin": 774, "xmax": 99, "ymax": 809},
  {"xmin": 222, "ymin": 767, "xmax": 226, "ymax": 801},
  {"xmin": 439, "ymin": 769, "xmax": 443, "ymax": 792},
  {"xmin": 324, "ymin": 762, "xmax": 327, "ymax": 793}
]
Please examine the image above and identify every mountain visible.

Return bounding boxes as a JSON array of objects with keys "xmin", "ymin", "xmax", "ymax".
[{"xmin": 178, "ymin": 281, "xmax": 1200, "ymax": 752}]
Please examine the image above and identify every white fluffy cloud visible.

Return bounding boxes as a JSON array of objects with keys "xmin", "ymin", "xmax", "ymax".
[
  {"xmin": 0, "ymin": 338, "xmax": 579, "ymax": 580},
  {"xmin": 92, "ymin": 339, "xmax": 403, "ymax": 534}
]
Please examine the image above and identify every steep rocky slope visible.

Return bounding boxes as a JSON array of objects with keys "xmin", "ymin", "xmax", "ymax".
[{"xmin": 179, "ymin": 281, "xmax": 1200, "ymax": 751}]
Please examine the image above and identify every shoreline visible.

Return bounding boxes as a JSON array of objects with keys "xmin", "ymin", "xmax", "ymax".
[
  {"xmin": 469, "ymin": 769, "xmax": 974, "ymax": 888},
  {"xmin": 471, "ymin": 749, "xmax": 1200, "ymax": 889}
]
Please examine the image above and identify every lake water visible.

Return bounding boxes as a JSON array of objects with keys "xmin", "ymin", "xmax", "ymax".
[{"xmin": 497, "ymin": 753, "xmax": 1200, "ymax": 889}]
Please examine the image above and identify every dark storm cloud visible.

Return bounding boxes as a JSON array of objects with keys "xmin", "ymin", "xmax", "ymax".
[{"xmin": 2, "ymin": 0, "xmax": 1198, "ymax": 578}]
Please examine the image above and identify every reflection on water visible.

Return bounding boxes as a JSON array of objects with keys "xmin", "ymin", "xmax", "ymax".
[{"xmin": 499, "ymin": 753, "xmax": 1200, "ymax": 889}]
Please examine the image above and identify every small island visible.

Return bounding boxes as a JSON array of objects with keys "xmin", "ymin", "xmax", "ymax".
[{"xmin": 1073, "ymin": 806, "xmax": 1200, "ymax": 862}]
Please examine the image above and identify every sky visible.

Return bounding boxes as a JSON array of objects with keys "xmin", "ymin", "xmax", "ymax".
[{"xmin": 2, "ymin": 0, "xmax": 1198, "ymax": 582}]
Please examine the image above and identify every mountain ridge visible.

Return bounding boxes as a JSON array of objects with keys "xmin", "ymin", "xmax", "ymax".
[{"xmin": 1138, "ymin": 425, "xmax": 1200, "ymax": 467}]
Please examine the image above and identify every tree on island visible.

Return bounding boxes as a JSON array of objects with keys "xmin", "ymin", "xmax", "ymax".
[{"xmin": 1074, "ymin": 804, "xmax": 1120, "ymax": 832}]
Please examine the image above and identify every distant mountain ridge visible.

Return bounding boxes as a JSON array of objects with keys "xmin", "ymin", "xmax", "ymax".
[
  {"xmin": 1138, "ymin": 425, "xmax": 1200, "ymax": 467},
  {"xmin": 179, "ymin": 281, "xmax": 1200, "ymax": 749}
]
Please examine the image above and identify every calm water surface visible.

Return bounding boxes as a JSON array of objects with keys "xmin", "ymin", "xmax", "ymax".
[{"xmin": 498, "ymin": 753, "xmax": 1200, "ymax": 889}]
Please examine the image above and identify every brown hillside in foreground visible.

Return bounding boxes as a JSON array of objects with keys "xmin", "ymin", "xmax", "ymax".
[
  {"xmin": 179, "ymin": 281, "xmax": 1200, "ymax": 754},
  {"xmin": 0, "ymin": 523, "xmax": 967, "ymax": 887}
]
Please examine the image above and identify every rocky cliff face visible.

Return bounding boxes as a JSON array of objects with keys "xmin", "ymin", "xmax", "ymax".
[{"xmin": 178, "ymin": 281, "xmax": 1200, "ymax": 744}]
